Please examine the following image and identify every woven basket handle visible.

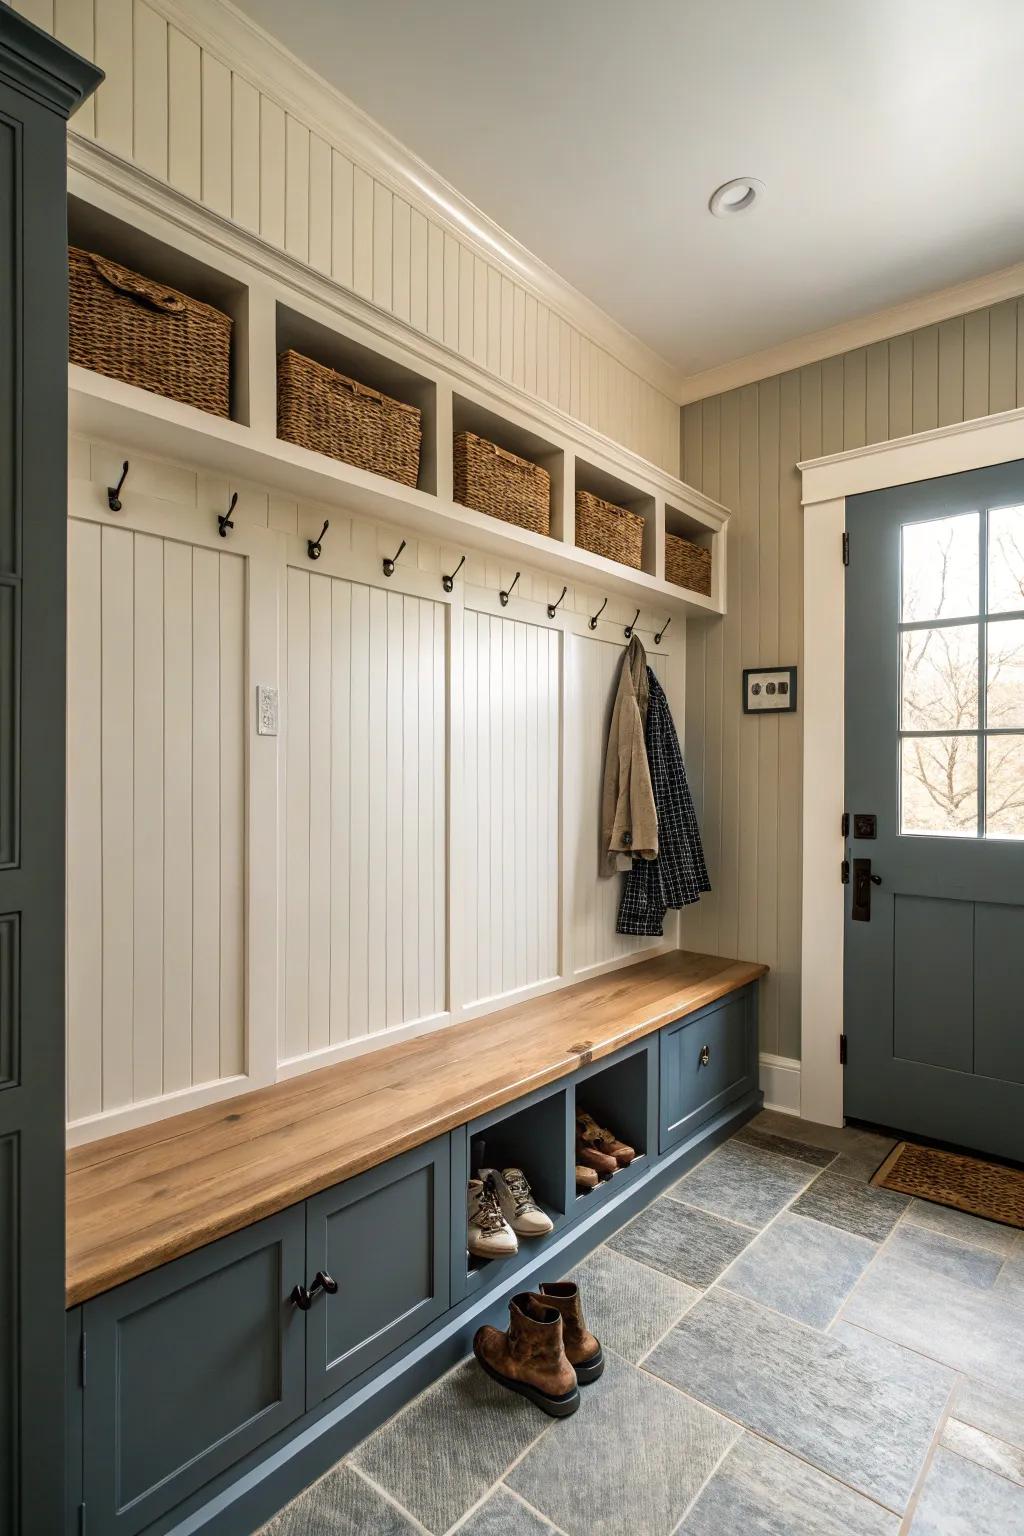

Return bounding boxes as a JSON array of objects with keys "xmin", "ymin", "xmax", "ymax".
[
  {"xmin": 491, "ymin": 443, "xmax": 530, "ymax": 470},
  {"xmin": 89, "ymin": 254, "xmax": 187, "ymax": 316},
  {"xmin": 332, "ymin": 374, "xmax": 386, "ymax": 407}
]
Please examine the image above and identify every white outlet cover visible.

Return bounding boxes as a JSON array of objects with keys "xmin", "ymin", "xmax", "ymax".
[{"xmin": 257, "ymin": 685, "xmax": 279, "ymax": 736}]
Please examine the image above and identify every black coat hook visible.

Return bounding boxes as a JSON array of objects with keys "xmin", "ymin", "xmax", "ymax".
[
  {"xmin": 442, "ymin": 554, "xmax": 466, "ymax": 593},
  {"xmin": 588, "ymin": 597, "xmax": 608, "ymax": 630},
  {"xmin": 107, "ymin": 460, "xmax": 129, "ymax": 512},
  {"xmin": 624, "ymin": 608, "xmax": 640, "ymax": 640},
  {"xmin": 383, "ymin": 539, "xmax": 406, "ymax": 578},
  {"xmin": 307, "ymin": 519, "xmax": 329, "ymax": 560},
  {"xmin": 499, "ymin": 571, "xmax": 521, "ymax": 607},
  {"xmin": 218, "ymin": 491, "xmax": 238, "ymax": 538},
  {"xmin": 547, "ymin": 585, "xmax": 567, "ymax": 620},
  {"xmin": 654, "ymin": 616, "xmax": 671, "ymax": 645}
]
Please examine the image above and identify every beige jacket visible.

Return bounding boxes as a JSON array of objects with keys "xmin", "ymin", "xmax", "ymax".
[{"xmin": 601, "ymin": 634, "xmax": 658, "ymax": 871}]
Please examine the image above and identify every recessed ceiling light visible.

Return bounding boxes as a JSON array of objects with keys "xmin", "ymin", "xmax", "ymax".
[{"xmin": 709, "ymin": 178, "xmax": 764, "ymax": 217}]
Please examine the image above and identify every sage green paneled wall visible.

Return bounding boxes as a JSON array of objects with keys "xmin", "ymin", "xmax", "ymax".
[{"xmin": 679, "ymin": 296, "xmax": 1024, "ymax": 1061}]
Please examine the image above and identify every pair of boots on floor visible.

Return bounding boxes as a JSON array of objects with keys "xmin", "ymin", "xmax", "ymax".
[{"xmin": 474, "ymin": 1281, "xmax": 601, "ymax": 1418}]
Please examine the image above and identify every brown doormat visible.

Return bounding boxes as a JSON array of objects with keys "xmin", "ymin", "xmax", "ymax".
[{"xmin": 872, "ymin": 1141, "xmax": 1024, "ymax": 1230}]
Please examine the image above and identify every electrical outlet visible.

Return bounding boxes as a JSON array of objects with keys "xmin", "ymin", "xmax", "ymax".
[
  {"xmin": 743, "ymin": 667, "xmax": 797, "ymax": 714},
  {"xmin": 257, "ymin": 685, "xmax": 279, "ymax": 736}
]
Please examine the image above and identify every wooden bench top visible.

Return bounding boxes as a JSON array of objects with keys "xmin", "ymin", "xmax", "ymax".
[{"xmin": 66, "ymin": 949, "xmax": 767, "ymax": 1306}]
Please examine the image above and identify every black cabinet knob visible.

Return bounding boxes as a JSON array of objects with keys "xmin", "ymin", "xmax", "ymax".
[{"xmin": 291, "ymin": 1270, "xmax": 338, "ymax": 1310}]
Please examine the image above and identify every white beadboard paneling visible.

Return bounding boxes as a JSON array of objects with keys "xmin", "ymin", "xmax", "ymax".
[
  {"xmin": 200, "ymin": 52, "xmax": 232, "ymax": 216},
  {"xmin": 461, "ymin": 609, "xmax": 560, "ymax": 1006},
  {"xmin": 283, "ymin": 572, "xmax": 447, "ymax": 1061},
  {"xmin": 167, "ymin": 27, "xmax": 201, "ymax": 199},
  {"xmin": 94, "ymin": 0, "xmax": 134, "ymax": 157},
  {"xmin": 231, "ymin": 74, "xmax": 261, "ymax": 232},
  {"xmin": 132, "ymin": 1, "xmax": 168, "ymax": 180},
  {"xmin": 259, "ymin": 96, "xmax": 286, "ymax": 248},
  {"xmin": 66, "ymin": 524, "xmax": 246, "ymax": 1122},
  {"xmin": 330, "ymin": 150, "xmax": 354, "ymax": 288},
  {"xmin": 567, "ymin": 633, "xmax": 669, "ymax": 974},
  {"xmin": 55, "ymin": 0, "xmax": 96, "ymax": 136},
  {"xmin": 284, "ymin": 114, "xmax": 310, "ymax": 263}
]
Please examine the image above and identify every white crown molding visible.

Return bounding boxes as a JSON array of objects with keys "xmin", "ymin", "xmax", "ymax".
[
  {"xmin": 677, "ymin": 259, "xmax": 1024, "ymax": 406},
  {"xmin": 150, "ymin": 0, "xmax": 683, "ymax": 404}
]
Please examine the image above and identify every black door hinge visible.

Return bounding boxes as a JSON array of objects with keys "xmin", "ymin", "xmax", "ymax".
[
  {"xmin": 841, "ymin": 859, "xmax": 850, "ymax": 885},
  {"xmin": 80, "ymin": 1330, "xmax": 86, "ymax": 1388},
  {"xmin": 78, "ymin": 1502, "xmax": 86, "ymax": 1536},
  {"xmin": 841, "ymin": 811, "xmax": 850, "ymax": 838},
  {"xmin": 842, "ymin": 531, "xmax": 850, "ymax": 566},
  {"xmin": 839, "ymin": 1033, "xmax": 848, "ymax": 1065}
]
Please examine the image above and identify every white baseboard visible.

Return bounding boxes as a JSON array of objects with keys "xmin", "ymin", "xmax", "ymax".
[{"xmin": 759, "ymin": 1053, "xmax": 801, "ymax": 1115}]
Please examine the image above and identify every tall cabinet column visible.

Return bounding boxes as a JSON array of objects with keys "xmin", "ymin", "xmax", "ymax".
[{"xmin": 0, "ymin": 9, "xmax": 99, "ymax": 1532}]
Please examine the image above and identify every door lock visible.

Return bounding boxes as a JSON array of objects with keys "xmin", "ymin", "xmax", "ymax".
[{"xmin": 851, "ymin": 859, "xmax": 882, "ymax": 922}]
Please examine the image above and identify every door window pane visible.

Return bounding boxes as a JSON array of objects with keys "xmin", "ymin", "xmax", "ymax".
[
  {"xmin": 901, "ymin": 513, "xmax": 979, "ymax": 622},
  {"xmin": 900, "ymin": 624, "xmax": 979, "ymax": 731},
  {"xmin": 986, "ymin": 618, "xmax": 1024, "ymax": 728},
  {"xmin": 987, "ymin": 504, "xmax": 1024, "ymax": 614},
  {"xmin": 986, "ymin": 734, "xmax": 1024, "ymax": 838},
  {"xmin": 900, "ymin": 735, "xmax": 978, "ymax": 836}
]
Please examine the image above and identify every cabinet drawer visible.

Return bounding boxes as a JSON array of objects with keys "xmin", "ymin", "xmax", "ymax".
[
  {"xmin": 306, "ymin": 1135, "xmax": 450, "ymax": 1406},
  {"xmin": 83, "ymin": 1208, "xmax": 305, "ymax": 1536},
  {"xmin": 660, "ymin": 989, "xmax": 757, "ymax": 1152}
]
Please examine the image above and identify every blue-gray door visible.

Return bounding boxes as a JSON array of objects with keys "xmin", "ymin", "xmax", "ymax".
[{"xmin": 845, "ymin": 462, "xmax": 1024, "ymax": 1159}]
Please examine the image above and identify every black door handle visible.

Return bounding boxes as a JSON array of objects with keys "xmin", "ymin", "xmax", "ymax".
[
  {"xmin": 851, "ymin": 859, "xmax": 880, "ymax": 921},
  {"xmin": 291, "ymin": 1270, "xmax": 339, "ymax": 1310},
  {"xmin": 870, "ymin": 874, "xmax": 882, "ymax": 886}
]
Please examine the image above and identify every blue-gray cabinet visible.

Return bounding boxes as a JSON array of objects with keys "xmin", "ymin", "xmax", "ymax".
[
  {"xmin": 82, "ymin": 1209, "xmax": 306, "ymax": 1536},
  {"xmin": 306, "ymin": 1135, "xmax": 450, "ymax": 1405},
  {"xmin": 659, "ymin": 986, "xmax": 758, "ymax": 1152}
]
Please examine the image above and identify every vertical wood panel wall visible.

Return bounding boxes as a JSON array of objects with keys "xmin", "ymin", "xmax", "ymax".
[
  {"xmin": 67, "ymin": 519, "xmax": 246, "ymax": 1123},
  {"xmin": 460, "ymin": 609, "xmax": 560, "ymax": 1005},
  {"xmin": 20, "ymin": 0, "xmax": 680, "ymax": 476},
  {"xmin": 680, "ymin": 298, "xmax": 1024, "ymax": 1061},
  {"xmin": 283, "ymin": 572, "xmax": 447, "ymax": 1059}
]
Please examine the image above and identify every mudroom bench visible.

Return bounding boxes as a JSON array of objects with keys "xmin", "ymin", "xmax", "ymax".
[{"xmin": 65, "ymin": 950, "xmax": 766, "ymax": 1536}]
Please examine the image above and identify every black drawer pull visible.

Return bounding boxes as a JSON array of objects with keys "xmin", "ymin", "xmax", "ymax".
[
  {"xmin": 291, "ymin": 1270, "xmax": 339, "ymax": 1310},
  {"xmin": 698, "ymin": 1044, "xmax": 711, "ymax": 1067}
]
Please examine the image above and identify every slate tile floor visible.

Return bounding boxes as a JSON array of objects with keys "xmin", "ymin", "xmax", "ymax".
[{"xmin": 260, "ymin": 1110, "xmax": 1024, "ymax": 1536}]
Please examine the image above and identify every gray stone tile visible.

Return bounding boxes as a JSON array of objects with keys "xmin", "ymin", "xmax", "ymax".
[
  {"xmin": 644, "ymin": 1287, "xmax": 953, "ymax": 1512},
  {"xmin": 732, "ymin": 1124, "xmax": 837, "ymax": 1169},
  {"xmin": 955, "ymin": 1378, "xmax": 1024, "ymax": 1450},
  {"xmin": 791, "ymin": 1166, "xmax": 908, "ymax": 1242},
  {"xmin": 885, "ymin": 1222, "xmax": 1005, "ymax": 1290},
  {"xmin": 563, "ymin": 1246, "xmax": 698, "ymax": 1363},
  {"xmin": 607, "ymin": 1195, "xmax": 755, "ymax": 1288},
  {"xmin": 831, "ymin": 1321, "xmax": 956, "ymax": 1402},
  {"xmin": 719, "ymin": 1211, "xmax": 876, "ymax": 1328},
  {"xmin": 458, "ymin": 1487, "xmax": 563, "ymax": 1535},
  {"xmin": 667, "ymin": 1140, "xmax": 814, "ymax": 1228},
  {"xmin": 904, "ymin": 1198, "xmax": 1020, "ymax": 1258},
  {"xmin": 353, "ymin": 1359, "xmax": 547, "ymax": 1533},
  {"xmin": 942, "ymin": 1418, "xmax": 1024, "ymax": 1488},
  {"xmin": 828, "ymin": 1130, "xmax": 896, "ymax": 1184},
  {"xmin": 507, "ymin": 1349, "xmax": 737, "ymax": 1536},
  {"xmin": 678, "ymin": 1431, "xmax": 899, "ymax": 1536},
  {"xmin": 259, "ymin": 1464, "xmax": 420, "ymax": 1536},
  {"xmin": 908, "ymin": 1446, "xmax": 1024, "ymax": 1534},
  {"xmin": 748, "ymin": 1110, "xmax": 853, "ymax": 1152},
  {"xmin": 842, "ymin": 1251, "xmax": 1024, "ymax": 1398},
  {"xmin": 995, "ymin": 1242, "xmax": 1024, "ymax": 1306}
]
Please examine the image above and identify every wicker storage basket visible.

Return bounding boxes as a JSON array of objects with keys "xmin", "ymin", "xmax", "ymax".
[
  {"xmin": 665, "ymin": 531, "xmax": 712, "ymax": 596},
  {"xmin": 69, "ymin": 246, "xmax": 232, "ymax": 417},
  {"xmin": 277, "ymin": 349, "xmax": 421, "ymax": 487},
  {"xmin": 453, "ymin": 431, "xmax": 550, "ymax": 535},
  {"xmin": 575, "ymin": 489, "xmax": 644, "ymax": 569}
]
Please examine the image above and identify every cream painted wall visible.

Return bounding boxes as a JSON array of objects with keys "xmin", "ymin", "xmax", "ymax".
[
  {"xmin": 17, "ymin": 0, "xmax": 681, "ymax": 476},
  {"xmin": 680, "ymin": 296, "xmax": 1024, "ymax": 1061}
]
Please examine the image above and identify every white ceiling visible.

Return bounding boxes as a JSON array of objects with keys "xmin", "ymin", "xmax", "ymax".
[{"xmin": 233, "ymin": 0, "xmax": 1024, "ymax": 379}]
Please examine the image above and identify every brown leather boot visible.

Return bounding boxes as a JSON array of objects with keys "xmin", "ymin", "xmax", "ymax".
[
  {"xmin": 575, "ymin": 1163, "xmax": 599, "ymax": 1191},
  {"xmin": 576, "ymin": 1142, "xmax": 618, "ymax": 1177},
  {"xmin": 473, "ymin": 1293, "xmax": 580, "ymax": 1417},
  {"xmin": 533, "ymin": 1282, "xmax": 604, "ymax": 1383},
  {"xmin": 576, "ymin": 1110, "xmax": 635, "ymax": 1166}
]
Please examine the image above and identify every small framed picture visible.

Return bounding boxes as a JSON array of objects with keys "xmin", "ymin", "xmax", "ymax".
[{"xmin": 743, "ymin": 666, "xmax": 798, "ymax": 714}]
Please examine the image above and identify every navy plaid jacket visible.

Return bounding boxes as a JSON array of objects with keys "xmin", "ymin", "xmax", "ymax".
[{"xmin": 616, "ymin": 670, "xmax": 710, "ymax": 936}]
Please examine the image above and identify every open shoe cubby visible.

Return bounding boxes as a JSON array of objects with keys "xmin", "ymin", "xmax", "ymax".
[
  {"xmin": 572, "ymin": 1037, "xmax": 656, "ymax": 1204},
  {"xmin": 67, "ymin": 194, "xmax": 251, "ymax": 426}
]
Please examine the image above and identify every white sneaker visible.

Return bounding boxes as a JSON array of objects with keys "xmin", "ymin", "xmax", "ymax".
[
  {"xmin": 467, "ymin": 1177, "xmax": 518, "ymax": 1258},
  {"xmin": 481, "ymin": 1167, "xmax": 554, "ymax": 1237}
]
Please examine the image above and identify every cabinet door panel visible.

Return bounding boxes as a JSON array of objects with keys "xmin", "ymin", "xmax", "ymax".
[
  {"xmin": 83, "ymin": 1208, "xmax": 305, "ymax": 1535},
  {"xmin": 660, "ymin": 990, "xmax": 757, "ymax": 1152},
  {"xmin": 306, "ymin": 1136, "xmax": 450, "ymax": 1406}
]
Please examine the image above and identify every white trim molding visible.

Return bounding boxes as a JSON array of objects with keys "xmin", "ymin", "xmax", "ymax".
[
  {"xmin": 759, "ymin": 1054, "xmax": 801, "ymax": 1116},
  {"xmin": 798, "ymin": 404, "xmax": 1024, "ymax": 1126}
]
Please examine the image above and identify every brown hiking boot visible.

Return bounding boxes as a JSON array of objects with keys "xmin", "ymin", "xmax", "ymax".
[
  {"xmin": 575, "ymin": 1163, "xmax": 599, "ymax": 1191},
  {"xmin": 576, "ymin": 1110, "xmax": 635, "ymax": 1166},
  {"xmin": 473, "ymin": 1293, "xmax": 580, "ymax": 1417},
  {"xmin": 533, "ymin": 1282, "xmax": 604, "ymax": 1383},
  {"xmin": 575, "ymin": 1142, "xmax": 618, "ymax": 1177}
]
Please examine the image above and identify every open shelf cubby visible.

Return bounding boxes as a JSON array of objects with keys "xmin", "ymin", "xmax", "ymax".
[
  {"xmin": 67, "ymin": 194, "xmax": 251, "ymax": 426},
  {"xmin": 464, "ymin": 1086, "xmax": 569, "ymax": 1283},
  {"xmin": 573, "ymin": 1041, "xmax": 654, "ymax": 1204},
  {"xmin": 665, "ymin": 499, "xmax": 718, "ymax": 603},
  {"xmin": 452, "ymin": 392, "xmax": 565, "ymax": 538},
  {"xmin": 276, "ymin": 302, "xmax": 438, "ymax": 494},
  {"xmin": 574, "ymin": 455, "xmax": 657, "ymax": 575}
]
